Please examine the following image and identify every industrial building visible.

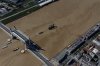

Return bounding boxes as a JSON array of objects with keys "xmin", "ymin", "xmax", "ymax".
[
  {"xmin": 54, "ymin": 22, "xmax": 100, "ymax": 66},
  {"xmin": 0, "ymin": 0, "xmax": 58, "ymax": 24},
  {"xmin": 0, "ymin": 1, "xmax": 13, "ymax": 16}
]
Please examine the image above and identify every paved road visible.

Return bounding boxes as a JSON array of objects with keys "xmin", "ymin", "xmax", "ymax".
[
  {"xmin": 0, "ymin": 22, "xmax": 11, "ymax": 36},
  {"xmin": 0, "ymin": 22, "xmax": 54, "ymax": 66}
]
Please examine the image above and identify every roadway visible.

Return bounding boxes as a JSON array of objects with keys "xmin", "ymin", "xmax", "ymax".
[
  {"xmin": 0, "ymin": 22, "xmax": 11, "ymax": 36},
  {"xmin": 0, "ymin": 22, "xmax": 54, "ymax": 66}
]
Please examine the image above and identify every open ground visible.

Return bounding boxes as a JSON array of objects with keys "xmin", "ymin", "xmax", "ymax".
[{"xmin": 0, "ymin": 0, "xmax": 100, "ymax": 66}]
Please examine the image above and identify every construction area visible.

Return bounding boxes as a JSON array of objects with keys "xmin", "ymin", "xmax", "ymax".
[{"xmin": 0, "ymin": 0, "xmax": 100, "ymax": 66}]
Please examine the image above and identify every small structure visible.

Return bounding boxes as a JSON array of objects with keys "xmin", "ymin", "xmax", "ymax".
[
  {"xmin": 92, "ymin": 34, "xmax": 100, "ymax": 46},
  {"xmin": 13, "ymin": 48, "xmax": 19, "ymax": 51},
  {"xmin": 3, "ymin": 0, "xmax": 25, "ymax": 6},
  {"xmin": 38, "ymin": 31, "xmax": 44, "ymax": 35},
  {"xmin": 2, "ymin": 45, "xmax": 8, "ymax": 49},
  {"xmin": 38, "ymin": 0, "xmax": 58, "ymax": 7},
  {"xmin": 48, "ymin": 24, "xmax": 57, "ymax": 30},
  {"xmin": 21, "ymin": 49, "xmax": 25, "ymax": 53},
  {"xmin": 0, "ymin": 2, "xmax": 13, "ymax": 16},
  {"xmin": 92, "ymin": 48, "xmax": 99, "ymax": 54}
]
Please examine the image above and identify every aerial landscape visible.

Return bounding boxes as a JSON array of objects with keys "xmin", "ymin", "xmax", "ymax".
[{"xmin": 0, "ymin": 0, "xmax": 100, "ymax": 66}]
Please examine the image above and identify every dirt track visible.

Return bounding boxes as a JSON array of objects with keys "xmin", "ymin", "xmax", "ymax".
[{"xmin": 0, "ymin": 0, "xmax": 100, "ymax": 66}]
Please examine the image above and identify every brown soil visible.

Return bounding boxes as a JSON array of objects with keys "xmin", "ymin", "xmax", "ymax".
[{"xmin": 0, "ymin": 0, "xmax": 100, "ymax": 66}]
